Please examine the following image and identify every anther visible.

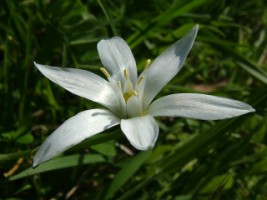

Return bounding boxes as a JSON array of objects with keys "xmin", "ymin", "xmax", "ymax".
[
  {"xmin": 100, "ymin": 67, "xmax": 111, "ymax": 78},
  {"xmin": 137, "ymin": 76, "xmax": 144, "ymax": 86},
  {"xmin": 132, "ymin": 90, "xmax": 138, "ymax": 96},
  {"xmin": 117, "ymin": 81, "xmax": 122, "ymax": 89},
  {"xmin": 145, "ymin": 59, "xmax": 152, "ymax": 69},
  {"xmin": 123, "ymin": 68, "xmax": 129, "ymax": 79}
]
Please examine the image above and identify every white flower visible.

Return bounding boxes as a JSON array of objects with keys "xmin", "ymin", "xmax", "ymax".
[{"xmin": 33, "ymin": 25, "xmax": 254, "ymax": 167}]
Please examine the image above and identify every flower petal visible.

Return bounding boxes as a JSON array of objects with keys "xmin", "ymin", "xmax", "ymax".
[
  {"xmin": 126, "ymin": 95, "xmax": 143, "ymax": 118},
  {"xmin": 97, "ymin": 37, "xmax": 138, "ymax": 84},
  {"xmin": 33, "ymin": 109, "xmax": 120, "ymax": 167},
  {"xmin": 121, "ymin": 115, "xmax": 159, "ymax": 150},
  {"xmin": 142, "ymin": 25, "xmax": 198, "ymax": 108},
  {"xmin": 34, "ymin": 62, "xmax": 118, "ymax": 112},
  {"xmin": 148, "ymin": 93, "xmax": 255, "ymax": 120}
]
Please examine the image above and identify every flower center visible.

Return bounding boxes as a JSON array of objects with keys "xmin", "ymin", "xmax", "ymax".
[
  {"xmin": 100, "ymin": 59, "xmax": 151, "ymax": 118},
  {"xmin": 123, "ymin": 90, "xmax": 137, "ymax": 102},
  {"xmin": 122, "ymin": 68, "xmax": 138, "ymax": 102}
]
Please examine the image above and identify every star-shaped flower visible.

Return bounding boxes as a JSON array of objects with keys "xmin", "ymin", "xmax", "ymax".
[{"xmin": 33, "ymin": 25, "xmax": 254, "ymax": 167}]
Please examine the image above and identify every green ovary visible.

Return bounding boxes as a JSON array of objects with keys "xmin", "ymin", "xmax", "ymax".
[{"xmin": 123, "ymin": 92, "xmax": 132, "ymax": 102}]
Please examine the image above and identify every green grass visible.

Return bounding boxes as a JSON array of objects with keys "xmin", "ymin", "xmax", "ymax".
[{"xmin": 0, "ymin": 0, "xmax": 267, "ymax": 199}]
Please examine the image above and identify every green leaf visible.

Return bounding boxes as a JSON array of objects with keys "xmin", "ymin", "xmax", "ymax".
[
  {"xmin": 201, "ymin": 174, "xmax": 233, "ymax": 194},
  {"xmin": 248, "ymin": 158, "xmax": 267, "ymax": 174},
  {"xmin": 127, "ymin": 0, "xmax": 208, "ymax": 48},
  {"xmin": 91, "ymin": 141, "xmax": 117, "ymax": 157},
  {"xmin": 201, "ymin": 37, "xmax": 267, "ymax": 84},
  {"xmin": 16, "ymin": 132, "xmax": 34, "ymax": 144},
  {"xmin": 9, "ymin": 154, "xmax": 106, "ymax": 181},
  {"xmin": 0, "ymin": 150, "xmax": 32, "ymax": 162},
  {"xmin": 104, "ymin": 150, "xmax": 152, "ymax": 200},
  {"xmin": 97, "ymin": 0, "xmax": 118, "ymax": 36},
  {"xmin": 237, "ymin": 62, "xmax": 267, "ymax": 84}
]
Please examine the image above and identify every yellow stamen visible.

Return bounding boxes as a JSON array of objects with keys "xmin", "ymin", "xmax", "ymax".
[
  {"xmin": 117, "ymin": 81, "xmax": 122, "ymax": 88},
  {"xmin": 137, "ymin": 76, "xmax": 144, "ymax": 86},
  {"xmin": 145, "ymin": 59, "xmax": 152, "ymax": 69},
  {"xmin": 132, "ymin": 90, "xmax": 138, "ymax": 96},
  {"xmin": 123, "ymin": 68, "xmax": 129, "ymax": 79},
  {"xmin": 100, "ymin": 67, "xmax": 111, "ymax": 78}
]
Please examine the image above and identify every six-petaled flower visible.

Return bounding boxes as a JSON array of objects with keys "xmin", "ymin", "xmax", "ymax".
[{"xmin": 33, "ymin": 25, "xmax": 254, "ymax": 167}]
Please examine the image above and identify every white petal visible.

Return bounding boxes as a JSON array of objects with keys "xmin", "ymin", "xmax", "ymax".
[
  {"xmin": 121, "ymin": 115, "xmax": 159, "ymax": 150},
  {"xmin": 33, "ymin": 109, "xmax": 120, "ymax": 167},
  {"xmin": 142, "ymin": 25, "xmax": 198, "ymax": 108},
  {"xmin": 97, "ymin": 37, "xmax": 138, "ymax": 84},
  {"xmin": 108, "ymin": 78, "xmax": 127, "ymax": 118},
  {"xmin": 135, "ymin": 70, "xmax": 147, "ymax": 104},
  {"xmin": 148, "ymin": 93, "xmax": 255, "ymax": 120},
  {"xmin": 34, "ymin": 62, "xmax": 118, "ymax": 112},
  {"xmin": 126, "ymin": 95, "xmax": 143, "ymax": 118}
]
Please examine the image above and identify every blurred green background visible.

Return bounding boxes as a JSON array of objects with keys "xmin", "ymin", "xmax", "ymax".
[{"xmin": 1, "ymin": 0, "xmax": 267, "ymax": 199}]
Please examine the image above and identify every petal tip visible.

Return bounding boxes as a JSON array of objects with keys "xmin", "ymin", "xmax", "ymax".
[
  {"xmin": 33, "ymin": 61, "xmax": 43, "ymax": 71},
  {"xmin": 32, "ymin": 163, "xmax": 38, "ymax": 168},
  {"xmin": 190, "ymin": 24, "xmax": 199, "ymax": 37},
  {"xmin": 242, "ymin": 102, "xmax": 255, "ymax": 113},
  {"xmin": 33, "ymin": 61, "xmax": 39, "ymax": 68},
  {"xmin": 32, "ymin": 156, "xmax": 41, "ymax": 168},
  {"xmin": 249, "ymin": 107, "xmax": 256, "ymax": 113}
]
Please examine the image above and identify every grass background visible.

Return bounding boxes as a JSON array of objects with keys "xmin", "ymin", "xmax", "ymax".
[{"xmin": 0, "ymin": 0, "xmax": 267, "ymax": 199}]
